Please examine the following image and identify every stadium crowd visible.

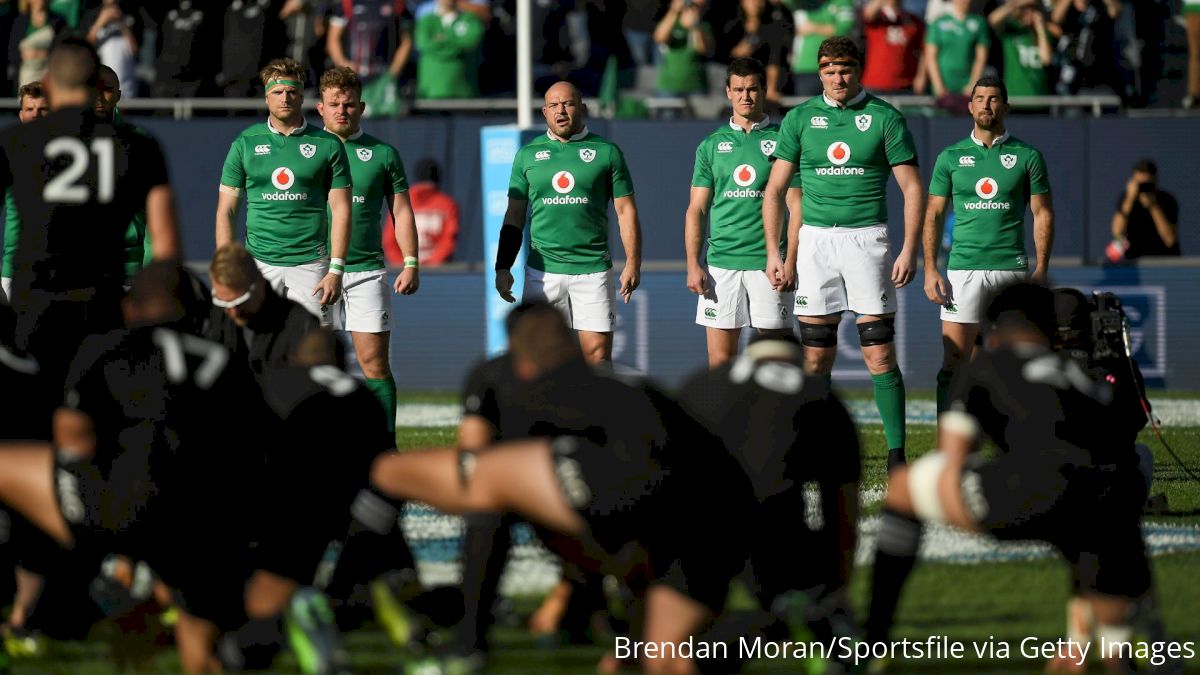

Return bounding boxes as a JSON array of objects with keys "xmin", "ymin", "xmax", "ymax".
[
  {"xmin": 0, "ymin": 0, "xmax": 1197, "ymax": 109},
  {"xmin": 0, "ymin": 17, "xmax": 1187, "ymax": 675}
]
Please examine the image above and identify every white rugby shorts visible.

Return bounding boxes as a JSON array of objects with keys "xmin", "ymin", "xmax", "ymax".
[
  {"xmin": 254, "ymin": 257, "xmax": 331, "ymax": 325},
  {"xmin": 523, "ymin": 267, "xmax": 616, "ymax": 333},
  {"xmin": 329, "ymin": 269, "xmax": 392, "ymax": 333},
  {"xmin": 695, "ymin": 265, "xmax": 790, "ymax": 329},
  {"xmin": 794, "ymin": 224, "xmax": 896, "ymax": 316},
  {"xmin": 940, "ymin": 269, "xmax": 1027, "ymax": 324}
]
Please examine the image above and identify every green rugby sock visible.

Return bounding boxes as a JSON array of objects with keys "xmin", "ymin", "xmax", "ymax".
[
  {"xmin": 936, "ymin": 368, "xmax": 954, "ymax": 415},
  {"xmin": 871, "ymin": 368, "xmax": 906, "ymax": 451},
  {"xmin": 365, "ymin": 376, "xmax": 397, "ymax": 436}
]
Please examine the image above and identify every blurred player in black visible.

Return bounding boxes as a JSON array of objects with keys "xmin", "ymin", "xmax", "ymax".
[
  {"xmin": 371, "ymin": 302, "xmax": 759, "ymax": 674},
  {"xmin": 0, "ymin": 38, "xmax": 181, "ymax": 411},
  {"xmin": 865, "ymin": 282, "xmax": 1154, "ymax": 671},
  {"xmin": 205, "ymin": 328, "xmax": 410, "ymax": 675},
  {"xmin": 676, "ymin": 334, "xmax": 862, "ymax": 672},
  {"xmin": 0, "ymin": 262, "xmax": 263, "ymax": 670},
  {"xmin": 204, "ymin": 242, "xmax": 318, "ymax": 374},
  {"xmin": 430, "ymin": 304, "xmax": 614, "ymax": 672},
  {"xmin": 3, "ymin": 263, "xmax": 396, "ymax": 674}
]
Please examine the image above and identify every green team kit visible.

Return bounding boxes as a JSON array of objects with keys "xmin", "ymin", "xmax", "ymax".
[
  {"xmin": 926, "ymin": 13, "xmax": 991, "ymax": 93},
  {"xmin": 772, "ymin": 91, "xmax": 916, "ymax": 227},
  {"xmin": 335, "ymin": 130, "xmax": 409, "ymax": 272},
  {"xmin": 221, "ymin": 121, "xmax": 351, "ymax": 265},
  {"xmin": 929, "ymin": 132, "xmax": 1050, "ymax": 270},
  {"xmin": 691, "ymin": 119, "xmax": 801, "ymax": 269},
  {"xmin": 508, "ymin": 130, "xmax": 634, "ymax": 274}
]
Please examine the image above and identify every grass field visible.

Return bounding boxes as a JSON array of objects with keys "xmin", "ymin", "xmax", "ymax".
[{"xmin": 11, "ymin": 396, "xmax": 1200, "ymax": 674}]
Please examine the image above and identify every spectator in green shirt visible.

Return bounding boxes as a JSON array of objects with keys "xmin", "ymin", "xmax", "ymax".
[
  {"xmin": 413, "ymin": 0, "xmax": 485, "ymax": 99},
  {"xmin": 653, "ymin": 0, "xmax": 715, "ymax": 96},
  {"xmin": 789, "ymin": 0, "xmax": 856, "ymax": 96},
  {"xmin": 924, "ymin": 0, "xmax": 990, "ymax": 97},
  {"xmin": 989, "ymin": 0, "xmax": 1053, "ymax": 96}
]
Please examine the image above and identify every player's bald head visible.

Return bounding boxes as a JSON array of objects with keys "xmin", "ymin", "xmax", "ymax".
[
  {"xmin": 124, "ymin": 262, "xmax": 195, "ymax": 328},
  {"xmin": 98, "ymin": 65, "xmax": 119, "ymax": 92},
  {"xmin": 291, "ymin": 328, "xmax": 347, "ymax": 369},
  {"xmin": 46, "ymin": 37, "xmax": 101, "ymax": 93},
  {"xmin": 507, "ymin": 301, "xmax": 580, "ymax": 378},
  {"xmin": 544, "ymin": 81, "xmax": 582, "ymax": 106}
]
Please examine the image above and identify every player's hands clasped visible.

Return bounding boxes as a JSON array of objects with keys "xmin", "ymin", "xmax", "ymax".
[
  {"xmin": 767, "ymin": 256, "xmax": 795, "ymax": 292},
  {"xmin": 313, "ymin": 273, "xmax": 343, "ymax": 306},
  {"xmin": 394, "ymin": 268, "xmax": 420, "ymax": 295}
]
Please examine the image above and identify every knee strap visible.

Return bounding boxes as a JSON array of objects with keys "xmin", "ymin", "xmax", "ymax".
[
  {"xmin": 799, "ymin": 323, "xmax": 838, "ymax": 348},
  {"xmin": 858, "ymin": 318, "xmax": 896, "ymax": 347}
]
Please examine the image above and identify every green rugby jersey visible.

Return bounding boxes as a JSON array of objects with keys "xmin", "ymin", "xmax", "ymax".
[
  {"xmin": 123, "ymin": 211, "xmax": 147, "ymax": 280},
  {"xmin": 220, "ymin": 119, "xmax": 352, "ymax": 266},
  {"xmin": 2, "ymin": 189, "xmax": 17, "ymax": 279},
  {"xmin": 692, "ymin": 117, "xmax": 801, "ymax": 270},
  {"xmin": 508, "ymin": 129, "xmax": 634, "ymax": 274},
  {"xmin": 929, "ymin": 132, "xmax": 1050, "ymax": 271},
  {"xmin": 925, "ymin": 12, "xmax": 990, "ymax": 94},
  {"xmin": 773, "ymin": 90, "xmax": 916, "ymax": 228},
  {"xmin": 331, "ymin": 130, "xmax": 408, "ymax": 273}
]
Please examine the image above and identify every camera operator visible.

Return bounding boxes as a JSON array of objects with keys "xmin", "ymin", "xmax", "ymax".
[
  {"xmin": 1109, "ymin": 159, "xmax": 1180, "ymax": 260},
  {"xmin": 1051, "ymin": 288, "xmax": 1150, "ymax": 477},
  {"xmin": 1047, "ymin": 287, "xmax": 1174, "ymax": 672},
  {"xmin": 866, "ymin": 282, "xmax": 1155, "ymax": 671}
]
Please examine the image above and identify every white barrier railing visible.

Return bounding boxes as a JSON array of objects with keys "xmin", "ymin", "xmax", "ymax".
[{"xmin": 0, "ymin": 93, "xmax": 1124, "ymax": 120}]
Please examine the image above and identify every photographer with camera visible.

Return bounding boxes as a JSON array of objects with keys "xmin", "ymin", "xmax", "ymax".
[{"xmin": 1109, "ymin": 159, "xmax": 1180, "ymax": 260}]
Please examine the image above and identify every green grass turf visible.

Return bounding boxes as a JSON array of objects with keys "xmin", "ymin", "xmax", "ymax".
[{"xmin": 11, "ymin": 421, "xmax": 1200, "ymax": 674}]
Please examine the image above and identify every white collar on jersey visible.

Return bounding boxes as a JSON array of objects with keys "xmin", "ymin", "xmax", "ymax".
[
  {"xmin": 267, "ymin": 116, "xmax": 308, "ymax": 136},
  {"xmin": 822, "ymin": 88, "xmax": 867, "ymax": 109},
  {"xmin": 547, "ymin": 126, "xmax": 590, "ymax": 142},
  {"xmin": 728, "ymin": 114, "xmax": 771, "ymax": 131},
  {"xmin": 971, "ymin": 129, "xmax": 1010, "ymax": 148},
  {"xmin": 322, "ymin": 127, "xmax": 364, "ymax": 142}
]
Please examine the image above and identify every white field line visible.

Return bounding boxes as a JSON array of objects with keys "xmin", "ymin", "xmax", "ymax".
[{"xmin": 397, "ymin": 400, "xmax": 1200, "ymax": 429}]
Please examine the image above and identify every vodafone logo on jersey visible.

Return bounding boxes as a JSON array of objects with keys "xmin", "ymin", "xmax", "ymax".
[
  {"xmin": 543, "ymin": 171, "xmax": 588, "ymax": 205},
  {"xmin": 732, "ymin": 164, "xmax": 757, "ymax": 187},
  {"xmin": 815, "ymin": 141, "xmax": 865, "ymax": 176},
  {"xmin": 975, "ymin": 177, "xmax": 998, "ymax": 199},
  {"xmin": 272, "ymin": 167, "xmax": 295, "ymax": 190},
  {"xmin": 264, "ymin": 167, "xmax": 308, "ymax": 201},
  {"xmin": 826, "ymin": 142, "xmax": 851, "ymax": 165},
  {"xmin": 964, "ymin": 176, "xmax": 1010, "ymax": 210},
  {"xmin": 724, "ymin": 164, "xmax": 763, "ymax": 198},
  {"xmin": 551, "ymin": 171, "xmax": 575, "ymax": 194}
]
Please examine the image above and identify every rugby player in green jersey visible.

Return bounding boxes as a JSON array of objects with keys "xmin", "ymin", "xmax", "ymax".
[
  {"xmin": 216, "ymin": 58, "xmax": 352, "ymax": 325},
  {"xmin": 763, "ymin": 37, "xmax": 926, "ymax": 470},
  {"xmin": 495, "ymin": 81, "xmax": 643, "ymax": 363},
  {"xmin": 316, "ymin": 67, "xmax": 419, "ymax": 432},
  {"xmin": 686, "ymin": 57, "xmax": 802, "ymax": 367},
  {"xmin": 924, "ymin": 75, "xmax": 1054, "ymax": 412}
]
